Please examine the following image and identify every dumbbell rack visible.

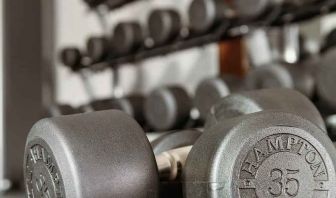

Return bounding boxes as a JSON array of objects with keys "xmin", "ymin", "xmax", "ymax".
[{"xmin": 85, "ymin": 0, "xmax": 336, "ymax": 70}]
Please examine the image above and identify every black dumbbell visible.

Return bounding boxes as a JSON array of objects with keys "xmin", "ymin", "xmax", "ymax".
[
  {"xmin": 147, "ymin": 9, "xmax": 182, "ymax": 46},
  {"xmin": 246, "ymin": 63, "xmax": 315, "ymax": 98},
  {"xmin": 83, "ymin": 0, "xmax": 106, "ymax": 8},
  {"xmin": 321, "ymin": 28, "xmax": 336, "ymax": 53},
  {"xmin": 60, "ymin": 47, "xmax": 83, "ymax": 71},
  {"xmin": 90, "ymin": 94, "xmax": 146, "ymax": 126},
  {"xmin": 110, "ymin": 22, "xmax": 144, "ymax": 56},
  {"xmin": 105, "ymin": 0, "xmax": 135, "ymax": 9},
  {"xmin": 194, "ymin": 74, "xmax": 245, "ymax": 120},
  {"xmin": 86, "ymin": 36, "xmax": 110, "ymax": 64},
  {"xmin": 188, "ymin": 0, "xmax": 270, "ymax": 34},
  {"xmin": 144, "ymin": 86, "xmax": 193, "ymax": 131},
  {"xmin": 24, "ymin": 89, "xmax": 336, "ymax": 198}
]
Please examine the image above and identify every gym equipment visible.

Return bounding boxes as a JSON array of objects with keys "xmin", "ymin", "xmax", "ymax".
[
  {"xmin": 205, "ymin": 88, "xmax": 326, "ymax": 131},
  {"xmin": 188, "ymin": 0, "xmax": 269, "ymax": 34},
  {"xmin": 144, "ymin": 86, "xmax": 192, "ymax": 131},
  {"xmin": 194, "ymin": 75, "xmax": 245, "ymax": 120},
  {"xmin": 326, "ymin": 115, "xmax": 336, "ymax": 140},
  {"xmin": 83, "ymin": 0, "xmax": 106, "ymax": 8},
  {"xmin": 151, "ymin": 129, "xmax": 202, "ymax": 155},
  {"xmin": 24, "ymin": 89, "xmax": 336, "ymax": 198},
  {"xmin": 49, "ymin": 104, "xmax": 83, "ymax": 117},
  {"xmin": 316, "ymin": 48, "xmax": 336, "ymax": 111},
  {"xmin": 110, "ymin": 22, "xmax": 144, "ymax": 56},
  {"xmin": 246, "ymin": 63, "xmax": 315, "ymax": 98},
  {"xmin": 86, "ymin": 36, "xmax": 110, "ymax": 64},
  {"xmin": 151, "ymin": 129, "xmax": 202, "ymax": 198},
  {"xmin": 147, "ymin": 9, "xmax": 182, "ymax": 46},
  {"xmin": 90, "ymin": 94, "xmax": 145, "ymax": 126}
]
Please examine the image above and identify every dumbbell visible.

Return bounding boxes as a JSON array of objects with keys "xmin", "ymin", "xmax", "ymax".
[
  {"xmin": 48, "ymin": 104, "xmax": 84, "ymax": 117},
  {"xmin": 86, "ymin": 36, "xmax": 110, "ymax": 64},
  {"xmin": 89, "ymin": 94, "xmax": 146, "ymax": 126},
  {"xmin": 144, "ymin": 86, "xmax": 193, "ymax": 131},
  {"xmin": 188, "ymin": 0, "xmax": 270, "ymax": 34},
  {"xmin": 110, "ymin": 22, "xmax": 144, "ymax": 56},
  {"xmin": 83, "ymin": 0, "xmax": 106, "ymax": 8},
  {"xmin": 151, "ymin": 129, "xmax": 202, "ymax": 198},
  {"xmin": 147, "ymin": 9, "xmax": 182, "ymax": 46},
  {"xmin": 246, "ymin": 63, "xmax": 315, "ymax": 98},
  {"xmin": 194, "ymin": 74, "xmax": 245, "ymax": 120},
  {"xmin": 24, "ymin": 89, "xmax": 336, "ymax": 198},
  {"xmin": 316, "ymin": 48, "xmax": 336, "ymax": 112},
  {"xmin": 321, "ymin": 28, "xmax": 336, "ymax": 53},
  {"xmin": 326, "ymin": 115, "xmax": 336, "ymax": 140}
]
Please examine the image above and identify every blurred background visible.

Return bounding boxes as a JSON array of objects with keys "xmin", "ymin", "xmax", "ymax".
[{"xmin": 1, "ymin": 0, "xmax": 336, "ymax": 196}]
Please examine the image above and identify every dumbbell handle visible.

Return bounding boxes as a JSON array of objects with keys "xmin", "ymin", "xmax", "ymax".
[{"xmin": 155, "ymin": 146, "xmax": 192, "ymax": 181}]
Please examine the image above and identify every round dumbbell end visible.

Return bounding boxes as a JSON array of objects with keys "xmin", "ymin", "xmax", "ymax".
[
  {"xmin": 60, "ymin": 48, "xmax": 82, "ymax": 70},
  {"xmin": 185, "ymin": 111, "xmax": 336, "ymax": 198},
  {"xmin": 188, "ymin": 0, "xmax": 217, "ymax": 34},
  {"xmin": 194, "ymin": 78, "xmax": 230, "ymax": 120},
  {"xmin": 86, "ymin": 36, "xmax": 109, "ymax": 63},
  {"xmin": 24, "ymin": 110, "xmax": 159, "ymax": 197}
]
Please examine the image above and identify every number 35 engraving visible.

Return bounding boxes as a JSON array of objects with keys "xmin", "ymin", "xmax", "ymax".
[{"xmin": 268, "ymin": 169, "xmax": 299, "ymax": 197}]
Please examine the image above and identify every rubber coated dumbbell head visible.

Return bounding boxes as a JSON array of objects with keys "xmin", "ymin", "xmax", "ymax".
[
  {"xmin": 148, "ymin": 9, "xmax": 182, "ymax": 46},
  {"xmin": 145, "ymin": 86, "xmax": 192, "ymax": 131},
  {"xmin": 86, "ymin": 36, "xmax": 109, "ymax": 63},
  {"xmin": 60, "ymin": 47, "xmax": 83, "ymax": 71},
  {"xmin": 90, "ymin": 95, "xmax": 145, "ymax": 125},
  {"xmin": 205, "ymin": 88, "xmax": 326, "ymax": 131},
  {"xmin": 49, "ymin": 104, "xmax": 83, "ymax": 117},
  {"xmin": 111, "ymin": 22, "xmax": 144, "ymax": 55},
  {"xmin": 223, "ymin": 0, "xmax": 270, "ymax": 21},
  {"xmin": 194, "ymin": 75, "xmax": 245, "ymax": 120},
  {"xmin": 316, "ymin": 48, "xmax": 336, "ymax": 111},
  {"xmin": 24, "ymin": 110, "xmax": 158, "ymax": 197}
]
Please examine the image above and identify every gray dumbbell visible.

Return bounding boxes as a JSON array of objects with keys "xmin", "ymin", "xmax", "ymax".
[
  {"xmin": 194, "ymin": 75, "xmax": 245, "ymax": 120},
  {"xmin": 316, "ymin": 48, "xmax": 336, "ymax": 112},
  {"xmin": 188, "ymin": 0, "xmax": 269, "ymax": 34},
  {"xmin": 148, "ymin": 9, "xmax": 182, "ymax": 46},
  {"xmin": 145, "ymin": 86, "xmax": 192, "ymax": 131},
  {"xmin": 246, "ymin": 63, "xmax": 315, "ymax": 98},
  {"xmin": 151, "ymin": 129, "xmax": 202, "ymax": 198},
  {"xmin": 24, "ymin": 89, "xmax": 336, "ymax": 198},
  {"xmin": 110, "ymin": 22, "xmax": 144, "ymax": 56},
  {"xmin": 90, "ymin": 94, "xmax": 145, "ymax": 126}
]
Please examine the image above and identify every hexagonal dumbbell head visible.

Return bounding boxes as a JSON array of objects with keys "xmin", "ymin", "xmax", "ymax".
[
  {"xmin": 145, "ymin": 86, "xmax": 192, "ymax": 131},
  {"xmin": 148, "ymin": 9, "xmax": 182, "ymax": 46},
  {"xmin": 194, "ymin": 75, "xmax": 245, "ymax": 120},
  {"xmin": 60, "ymin": 47, "xmax": 83, "ymax": 71}
]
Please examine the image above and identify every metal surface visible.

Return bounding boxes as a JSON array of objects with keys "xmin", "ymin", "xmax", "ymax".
[
  {"xmin": 205, "ymin": 89, "xmax": 326, "ymax": 131},
  {"xmin": 151, "ymin": 129, "xmax": 202, "ymax": 155},
  {"xmin": 145, "ymin": 86, "xmax": 192, "ymax": 131},
  {"xmin": 24, "ymin": 110, "xmax": 159, "ymax": 198},
  {"xmin": 148, "ymin": 9, "xmax": 182, "ymax": 46},
  {"xmin": 194, "ymin": 75, "xmax": 245, "ymax": 120},
  {"xmin": 184, "ymin": 110, "xmax": 336, "ymax": 197}
]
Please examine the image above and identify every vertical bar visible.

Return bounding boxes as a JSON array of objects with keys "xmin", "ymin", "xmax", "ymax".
[{"xmin": 3, "ymin": 0, "xmax": 43, "ymax": 190}]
